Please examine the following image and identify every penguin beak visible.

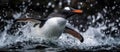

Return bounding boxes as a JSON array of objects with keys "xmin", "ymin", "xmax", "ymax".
[
  {"xmin": 71, "ymin": 9, "xmax": 83, "ymax": 14},
  {"xmin": 64, "ymin": 26, "xmax": 84, "ymax": 42}
]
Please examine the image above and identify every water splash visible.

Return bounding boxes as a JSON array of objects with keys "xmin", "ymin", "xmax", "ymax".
[
  {"xmin": 0, "ymin": 12, "xmax": 120, "ymax": 51},
  {"xmin": 0, "ymin": 1, "xmax": 120, "ymax": 51}
]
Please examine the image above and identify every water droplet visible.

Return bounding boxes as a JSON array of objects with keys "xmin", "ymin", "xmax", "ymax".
[
  {"xmin": 36, "ymin": 3, "xmax": 40, "ymax": 6},
  {"xmin": 48, "ymin": 2, "xmax": 52, "ymax": 6}
]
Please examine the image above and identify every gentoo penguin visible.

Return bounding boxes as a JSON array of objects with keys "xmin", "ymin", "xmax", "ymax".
[{"xmin": 15, "ymin": 7, "xmax": 84, "ymax": 42}]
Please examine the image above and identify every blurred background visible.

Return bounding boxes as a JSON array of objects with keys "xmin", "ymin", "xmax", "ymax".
[{"xmin": 0, "ymin": 0, "xmax": 120, "ymax": 51}]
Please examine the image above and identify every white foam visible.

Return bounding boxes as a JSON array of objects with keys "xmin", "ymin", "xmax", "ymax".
[{"xmin": 13, "ymin": 12, "xmax": 22, "ymax": 19}]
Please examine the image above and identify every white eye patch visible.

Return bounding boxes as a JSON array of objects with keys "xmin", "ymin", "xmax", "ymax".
[{"xmin": 64, "ymin": 7, "xmax": 71, "ymax": 10}]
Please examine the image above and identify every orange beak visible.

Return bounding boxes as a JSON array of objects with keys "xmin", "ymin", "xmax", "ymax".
[{"xmin": 72, "ymin": 10, "xmax": 83, "ymax": 14}]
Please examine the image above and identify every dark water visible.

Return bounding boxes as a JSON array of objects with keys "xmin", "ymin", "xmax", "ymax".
[{"xmin": 0, "ymin": 0, "xmax": 120, "ymax": 52}]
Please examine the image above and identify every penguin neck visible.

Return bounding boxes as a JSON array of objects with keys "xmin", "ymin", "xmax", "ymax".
[
  {"xmin": 47, "ymin": 10, "xmax": 75, "ymax": 19},
  {"xmin": 59, "ymin": 10, "xmax": 75, "ymax": 18}
]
